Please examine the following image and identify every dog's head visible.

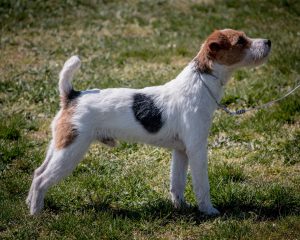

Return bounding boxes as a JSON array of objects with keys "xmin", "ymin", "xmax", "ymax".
[{"xmin": 197, "ymin": 29, "xmax": 271, "ymax": 73}]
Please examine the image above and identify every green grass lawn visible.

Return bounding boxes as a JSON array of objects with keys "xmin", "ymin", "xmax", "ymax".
[{"xmin": 1, "ymin": 0, "xmax": 300, "ymax": 239}]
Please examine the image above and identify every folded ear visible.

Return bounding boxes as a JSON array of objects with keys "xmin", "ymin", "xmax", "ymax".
[
  {"xmin": 209, "ymin": 42, "xmax": 221, "ymax": 52},
  {"xmin": 207, "ymin": 32, "xmax": 231, "ymax": 56}
]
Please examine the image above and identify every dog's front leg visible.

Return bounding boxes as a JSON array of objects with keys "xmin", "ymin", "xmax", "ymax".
[
  {"xmin": 187, "ymin": 144, "xmax": 220, "ymax": 215},
  {"xmin": 170, "ymin": 149, "xmax": 189, "ymax": 208}
]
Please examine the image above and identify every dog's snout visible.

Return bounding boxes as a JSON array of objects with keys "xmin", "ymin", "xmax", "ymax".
[{"xmin": 264, "ymin": 39, "xmax": 271, "ymax": 47}]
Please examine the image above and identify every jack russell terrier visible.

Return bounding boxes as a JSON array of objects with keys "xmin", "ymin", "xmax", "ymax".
[{"xmin": 27, "ymin": 29, "xmax": 271, "ymax": 215}]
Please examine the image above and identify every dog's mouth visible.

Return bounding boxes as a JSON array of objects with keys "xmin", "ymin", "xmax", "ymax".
[{"xmin": 243, "ymin": 39, "xmax": 271, "ymax": 67}]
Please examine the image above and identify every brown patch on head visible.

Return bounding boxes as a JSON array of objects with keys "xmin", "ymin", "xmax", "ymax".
[
  {"xmin": 195, "ymin": 29, "xmax": 251, "ymax": 73},
  {"xmin": 55, "ymin": 106, "xmax": 78, "ymax": 150}
]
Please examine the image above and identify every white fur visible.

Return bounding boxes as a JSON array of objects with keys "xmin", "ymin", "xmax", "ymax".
[
  {"xmin": 59, "ymin": 55, "xmax": 81, "ymax": 96},
  {"xmin": 27, "ymin": 33, "xmax": 271, "ymax": 216}
]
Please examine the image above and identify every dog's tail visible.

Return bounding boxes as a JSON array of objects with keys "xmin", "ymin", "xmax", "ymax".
[{"xmin": 59, "ymin": 55, "xmax": 81, "ymax": 98}]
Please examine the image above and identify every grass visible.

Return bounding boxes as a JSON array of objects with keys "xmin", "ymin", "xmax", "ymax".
[{"xmin": 0, "ymin": 0, "xmax": 300, "ymax": 239}]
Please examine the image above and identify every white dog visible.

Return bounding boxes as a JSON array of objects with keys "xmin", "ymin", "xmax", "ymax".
[{"xmin": 27, "ymin": 29, "xmax": 271, "ymax": 215}]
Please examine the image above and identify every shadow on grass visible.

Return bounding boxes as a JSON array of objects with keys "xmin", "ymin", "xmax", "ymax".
[
  {"xmin": 80, "ymin": 199, "xmax": 214, "ymax": 224},
  {"xmin": 45, "ymin": 194, "xmax": 299, "ymax": 224},
  {"xmin": 43, "ymin": 166, "xmax": 299, "ymax": 223},
  {"xmin": 217, "ymin": 203, "xmax": 299, "ymax": 221}
]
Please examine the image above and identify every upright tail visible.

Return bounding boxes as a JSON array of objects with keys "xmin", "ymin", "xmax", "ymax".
[{"xmin": 59, "ymin": 56, "xmax": 81, "ymax": 97}]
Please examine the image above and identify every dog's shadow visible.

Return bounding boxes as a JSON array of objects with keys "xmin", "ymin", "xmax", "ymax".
[
  {"xmin": 81, "ymin": 198, "xmax": 212, "ymax": 223},
  {"xmin": 59, "ymin": 197, "xmax": 298, "ymax": 223},
  {"xmin": 45, "ymin": 183, "xmax": 299, "ymax": 223}
]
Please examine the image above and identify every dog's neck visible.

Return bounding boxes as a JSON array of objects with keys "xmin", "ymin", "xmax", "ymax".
[
  {"xmin": 192, "ymin": 61, "xmax": 234, "ymax": 104},
  {"xmin": 171, "ymin": 61, "xmax": 233, "ymax": 103},
  {"xmin": 210, "ymin": 62, "xmax": 233, "ymax": 86}
]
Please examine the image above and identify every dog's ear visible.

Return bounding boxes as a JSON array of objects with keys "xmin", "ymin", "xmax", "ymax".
[
  {"xmin": 207, "ymin": 32, "xmax": 231, "ymax": 56},
  {"xmin": 195, "ymin": 30, "xmax": 230, "ymax": 73},
  {"xmin": 208, "ymin": 42, "xmax": 221, "ymax": 52},
  {"xmin": 207, "ymin": 41, "xmax": 222, "ymax": 58}
]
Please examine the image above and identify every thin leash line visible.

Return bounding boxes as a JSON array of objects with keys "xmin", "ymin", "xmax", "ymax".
[
  {"xmin": 197, "ymin": 71, "xmax": 300, "ymax": 116},
  {"xmin": 242, "ymin": 84, "xmax": 300, "ymax": 111}
]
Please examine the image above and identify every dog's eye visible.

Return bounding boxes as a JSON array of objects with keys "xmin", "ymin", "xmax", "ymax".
[{"xmin": 236, "ymin": 36, "xmax": 246, "ymax": 45}]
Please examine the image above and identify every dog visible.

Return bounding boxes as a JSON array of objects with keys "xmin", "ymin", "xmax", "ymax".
[{"xmin": 26, "ymin": 29, "xmax": 271, "ymax": 215}]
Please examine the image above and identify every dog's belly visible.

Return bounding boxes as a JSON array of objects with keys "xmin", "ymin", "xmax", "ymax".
[
  {"xmin": 140, "ymin": 136, "xmax": 185, "ymax": 151},
  {"xmin": 97, "ymin": 128, "xmax": 185, "ymax": 151},
  {"xmin": 125, "ymin": 137, "xmax": 185, "ymax": 151}
]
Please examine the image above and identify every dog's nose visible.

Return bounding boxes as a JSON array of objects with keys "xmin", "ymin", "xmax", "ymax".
[{"xmin": 264, "ymin": 39, "xmax": 271, "ymax": 47}]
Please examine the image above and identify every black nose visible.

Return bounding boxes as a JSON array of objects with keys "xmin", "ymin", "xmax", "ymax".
[{"xmin": 265, "ymin": 39, "xmax": 271, "ymax": 47}]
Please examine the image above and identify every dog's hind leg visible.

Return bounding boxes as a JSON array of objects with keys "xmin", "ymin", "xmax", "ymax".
[
  {"xmin": 170, "ymin": 149, "xmax": 189, "ymax": 208},
  {"xmin": 26, "ymin": 140, "xmax": 54, "ymax": 207},
  {"xmin": 29, "ymin": 137, "xmax": 91, "ymax": 215}
]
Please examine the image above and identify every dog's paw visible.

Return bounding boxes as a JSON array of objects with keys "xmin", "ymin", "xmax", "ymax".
[
  {"xmin": 171, "ymin": 194, "xmax": 190, "ymax": 209},
  {"xmin": 30, "ymin": 203, "xmax": 43, "ymax": 215},
  {"xmin": 172, "ymin": 200, "xmax": 191, "ymax": 209},
  {"xmin": 26, "ymin": 195, "xmax": 31, "ymax": 208},
  {"xmin": 199, "ymin": 206, "xmax": 220, "ymax": 216}
]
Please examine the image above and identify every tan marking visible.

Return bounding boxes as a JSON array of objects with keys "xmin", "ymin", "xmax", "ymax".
[
  {"xmin": 196, "ymin": 29, "xmax": 251, "ymax": 72},
  {"xmin": 54, "ymin": 103, "xmax": 78, "ymax": 150},
  {"xmin": 60, "ymin": 95, "xmax": 69, "ymax": 109},
  {"xmin": 195, "ymin": 43, "xmax": 214, "ymax": 73}
]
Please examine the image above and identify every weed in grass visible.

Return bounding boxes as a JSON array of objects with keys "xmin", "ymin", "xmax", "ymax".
[
  {"xmin": 279, "ymin": 131, "xmax": 300, "ymax": 165},
  {"xmin": 246, "ymin": 149, "xmax": 275, "ymax": 166},
  {"xmin": 210, "ymin": 163, "xmax": 246, "ymax": 184}
]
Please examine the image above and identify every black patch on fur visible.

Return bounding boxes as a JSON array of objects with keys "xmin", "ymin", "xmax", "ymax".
[
  {"xmin": 64, "ymin": 88, "xmax": 81, "ymax": 107},
  {"xmin": 132, "ymin": 93, "xmax": 164, "ymax": 133},
  {"xmin": 68, "ymin": 89, "xmax": 81, "ymax": 101}
]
